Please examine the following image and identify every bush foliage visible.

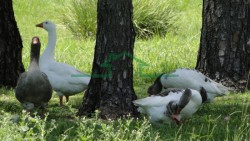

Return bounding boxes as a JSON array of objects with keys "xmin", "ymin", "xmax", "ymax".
[{"xmin": 63, "ymin": 0, "xmax": 177, "ymax": 39}]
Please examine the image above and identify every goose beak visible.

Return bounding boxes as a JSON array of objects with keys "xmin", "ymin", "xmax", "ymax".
[
  {"xmin": 171, "ymin": 115, "xmax": 181, "ymax": 125},
  {"xmin": 32, "ymin": 36, "xmax": 39, "ymax": 44},
  {"xmin": 36, "ymin": 23, "xmax": 43, "ymax": 28}
]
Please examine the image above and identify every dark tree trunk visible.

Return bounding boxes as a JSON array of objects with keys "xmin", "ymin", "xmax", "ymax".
[
  {"xmin": 196, "ymin": 0, "xmax": 250, "ymax": 91},
  {"xmin": 248, "ymin": 73, "xmax": 250, "ymax": 90},
  {"xmin": 78, "ymin": 0, "xmax": 138, "ymax": 119},
  {"xmin": 0, "ymin": 0, "xmax": 24, "ymax": 88}
]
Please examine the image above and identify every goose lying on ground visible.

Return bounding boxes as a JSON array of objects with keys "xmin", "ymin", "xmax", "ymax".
[
  {"xmin": 133, "ymin": 88, "xmax": 207, "ymax": 125},
  {"xmin": 36, "ymin": 21, "xmax": 90, "ymax": 106},
  {"xmin": 15, "ymin": 36, "xmax": 52, "ymax": 111},
  {"xmin": 148, "ymin": 68, "xmax": 231, "ymax": 102}
]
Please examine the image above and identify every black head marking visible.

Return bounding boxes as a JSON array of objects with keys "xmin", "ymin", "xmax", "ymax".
[
  {"xmin": 205, "ymin": 77, "xmax": 208, "ymax": 82},
  {"xmin": 159, "ymin": 88, "xmax": 183, "ymax": 96},
  {"xmin": 159, "ymin": 90, "xmax": 171, "ymax": 97},
  {"xmin": 166, "ymin": 101, "xmax": 178, "ymax": 116},
  {"xmin": 148, "ymin": 74, "xmax": 164, "ymax": 95},
  {"xmin": 200, "ymin": 87, "xmax": 208, "ymax": 103},
  {"xmin": 178, "ymin": 89, "xmax": 192, "ymax": 109},
  {"xmin": 204, "ymin": 77, "xmax": 211, "ymax": 83}
]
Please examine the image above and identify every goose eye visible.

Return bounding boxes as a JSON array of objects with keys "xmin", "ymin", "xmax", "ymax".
[{"xmin": 45, "ymin": 22, "xmax": 48, "ymax": 24}]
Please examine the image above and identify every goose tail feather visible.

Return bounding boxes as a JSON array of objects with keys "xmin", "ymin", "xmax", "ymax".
[{"xmin": 211, "ymin": 80, "xmax": 233, "ymax": 95}]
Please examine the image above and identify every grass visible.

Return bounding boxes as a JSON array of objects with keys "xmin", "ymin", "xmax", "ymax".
[
  {"xmin": 0, "ymin": 0, "xmax": 249, "ymax": 140},
  {"xmin": 1, "ymin": 88, "xmax": 250, "ymax": 140}
]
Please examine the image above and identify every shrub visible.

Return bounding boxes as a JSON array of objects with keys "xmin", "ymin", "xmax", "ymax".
[
  {"xmin": 63, "ymin": 0, "xmax": 177, "ymax": 39},
  {"xmin": 133, "ymin": 0, "xmax": 177, "ymax": 38},
  {"xmin": 63, "ymin": 0, "xmax": 97, "ymax": 39}
]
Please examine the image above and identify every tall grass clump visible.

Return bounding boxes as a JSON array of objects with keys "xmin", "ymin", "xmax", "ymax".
[
  {"xmin": 63, "ymin": 0, "xmax": 177, "ymax": 39},
  {"xmin": 63, "ymin": 0, "xmax": 97, "ymax": 39},
  {"xmin": 133, "ymin": 0, "xmax": 177, "ymax": 38}
]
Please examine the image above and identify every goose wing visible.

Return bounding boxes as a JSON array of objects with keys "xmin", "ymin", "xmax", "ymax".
[{"xmin": 166, "ymin": 68, "xmax": 231, "ymax": 95}]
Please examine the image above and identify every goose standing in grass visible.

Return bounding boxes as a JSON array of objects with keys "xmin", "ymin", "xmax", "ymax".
[
  {"xmin": 133, "ymin": 88, "xmax": 207, "ymax": 125},
  {"xmin": 36, "ymin": 21, "xmax": 90, "ymax": 106},
  {"xmin": 148, "ymin": 68, "xmax": 231, "ymax": 102},
  {"xmin": 15, "ymin": 37, "xmax": 52, "ymax": 111}
]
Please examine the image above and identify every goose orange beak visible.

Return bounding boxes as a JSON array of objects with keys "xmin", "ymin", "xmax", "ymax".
[{"xmin": 36, "ymin": 23, "xmax": 43, "ymax": 28}]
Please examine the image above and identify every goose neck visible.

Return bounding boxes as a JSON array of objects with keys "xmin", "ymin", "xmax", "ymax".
[
  {"xmin": 29, "ymin": 46, "xmax": 40, "ymax": 71},
  {"xmin": 29, "ymin": 59, "xmax": 39, "ymax": 71},
  {"xmin": 42, "ymin": 29, "xmax": 56, "ymax": 60}
]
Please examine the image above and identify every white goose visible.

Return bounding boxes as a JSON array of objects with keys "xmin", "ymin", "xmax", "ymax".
[
  {"xmin": 133, "ymin": 88, "xmax": 207, "ymax": 125},
  {"xmin": 36, "ymin": 21, "xmax": 90, "ymax": 106},
  {"xmin": 148, "ymin": 68, "xmax": 231, "ymax": 102}
]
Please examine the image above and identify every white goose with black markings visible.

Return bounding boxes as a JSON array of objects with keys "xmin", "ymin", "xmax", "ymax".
[
  {"xmin": 148, "ymin": 68, "xmax": 231, "ymax": 102},
  {"xmin": 36, "ymin": 21, "xmax": 90, "ymax": 106},
  {"xmin": 133, "ymin": 88, "xmax": 207, "ymax": 125}
]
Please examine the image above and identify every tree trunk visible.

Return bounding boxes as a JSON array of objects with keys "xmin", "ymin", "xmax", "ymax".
[
  {"xmin": 248, "ymin": 73, "xmax": 250, "ymax": 90},
  {"xmin": 78, "ymin": 0, "xmax": 138, "ymax": 119},
  {"xmin": 0, "ymin": 0, "xmax": 24, "ymax": 88},
  {"xmin": 196, "ymin": 0, "xmax": 250, "ymax": 91}
]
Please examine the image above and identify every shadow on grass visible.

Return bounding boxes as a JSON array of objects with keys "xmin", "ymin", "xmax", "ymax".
[
  {"xmin": 0, "ymin": 99, "xmax": 22, "ymax": 114},
  {"xmin": 0, "ymin": 96, "xmax": 79, "ymax": 140}
]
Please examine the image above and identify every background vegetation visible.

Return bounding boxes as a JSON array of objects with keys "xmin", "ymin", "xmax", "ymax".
[
  {"xmin": 63, "ymin": 0, "xmax": 176, "ymax": 39},
  {"xmin": 0, "ymin": 0, "xmax": 249, "ymax": 140}
]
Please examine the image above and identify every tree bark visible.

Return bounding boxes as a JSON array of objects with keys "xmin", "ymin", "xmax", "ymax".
[
  {"xmin": 247, "ymin": 72, "xmax": 250, "ymax": 90},
  {"xmin": 78, "ymin": 0, "xmax": 138, "ymax": 119},
  {"xmin": 196, "ymin": 0, "xmax": 250, "ymax": 91},
  {"xmin": 0, "ymin": 0, "xmax": 24, "ymax": 88}
]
